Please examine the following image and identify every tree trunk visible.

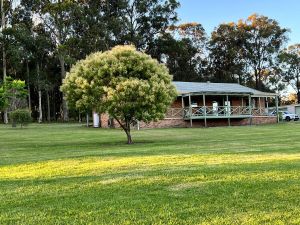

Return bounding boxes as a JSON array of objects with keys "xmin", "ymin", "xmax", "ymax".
[
  {"xmin": 1, "ymin": 0, "xmax": 6, "ymax": 80},
  {"xmin": 254, "ymin": 69, "xmax": 259, "ymax": 90},
  {"xmin": 37, "ymin": 63, "xmax": 42, "ymax": 123},
  {"xmin": 52, "ymin": 90, "xmax": 56, "ymax": 121},
  {"xmin": 78, "ymin": 112, "xmax": 81, "ymax": 123},
  {"xmin": 2, "ymin": 53, "xmax": 8, "ymax": 124},
  {"xmin": 86, "ymin": 112, "xmax": 89, "ymax": 127},
  {"xmin": 3, "ymin": 110, "xmax": 8, "ymax": 124},
  {"xmin": 125, "ymin": 120, "xmax": 133, "ymax": 144},
  {"xmin": 46, "ymin": 91, "xmax": 51, "ymax": 122},
  {"xmin": 59, "ymin": 55, "xmax": 69, "ymax": 122},
  {"xmin": 26, "ymin": 59, "xmax": 31, "ymax": 111},
  {"xmin": 1, "ymin": 0, "xmax": 8, "ymax": 124},
  {"xmin": 258, "ymin": 74, "xmax": 262, "ymax": 90},
  {"xmin": 3, "ymin": 48, "xmax": 8, "ymax": 125},
  {"xmin": 297, "ymin": 76, "xmax": 300, "ymax": 104},
  {"xmin": 114, "ymin": 117, "xmax": 133, "ymax": 144},
  {"xmin": 38, "ymin": 89, "xmax": 42, "ymax": 123},
  {"xmin": 125, "ymin": 129, "xmax": 133, "ymax": 145}
]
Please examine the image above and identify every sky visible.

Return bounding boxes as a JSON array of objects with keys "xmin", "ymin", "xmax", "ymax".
[{"xmin": 178, "ymin": 0, "xmax": 300, "ymax": 46}]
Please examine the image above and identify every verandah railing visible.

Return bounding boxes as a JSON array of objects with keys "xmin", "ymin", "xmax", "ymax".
[
  {"xmin": 185, "ymin": 106, "xmax": 251, "ymax": 118},
  {"xmin": 165, "ymin": 108, "xmax": 185, "ymax": 118},
  {"xmin": 165, "ymin": 106, "xmax": 270, "ymax": 119}
]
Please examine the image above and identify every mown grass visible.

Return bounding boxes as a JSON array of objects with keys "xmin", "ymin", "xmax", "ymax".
[{"xmin": 1, "ymin": 123, "xmax": 300, "ymax": 224}]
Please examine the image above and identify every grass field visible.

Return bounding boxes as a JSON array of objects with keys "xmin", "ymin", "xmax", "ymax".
[{"xmin": 1, "ymin": 123, "xmax": 300, "ymax": 224}]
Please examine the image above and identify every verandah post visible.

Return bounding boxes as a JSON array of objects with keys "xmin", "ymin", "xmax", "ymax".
[
  {"xmin": 189, "ymin": 94, "xmax": 192, "ymax": 127},
  {"xmin": 275, "ymin": 96, "xmax": 279, "ymax": 123},
  {"xmin": 249, "ymin": 95, "xmax": 253, "ymax": 125},
  {"xmin": 181, "ymin": 95, "xmax": 185, "ymax": 118},
  {"xmin": 203, "ymin": 94, "xmax": 207, "ymax": 128},
  {"xmin": 241, "ymin": 96, "xmax": 244, "ymax": 115},
  {"xmin": 266, "ymin": 97, "xmax": 269, "ymax": 115},
  {"xmin": 259, "ymin": 97, "xmax": 262, "ymax": 115},
  {"xmin": 226, "ymin": 95, "xmax": 230, "ymax": 126}
]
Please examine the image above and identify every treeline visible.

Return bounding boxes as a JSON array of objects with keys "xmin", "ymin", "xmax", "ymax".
[{"xmin": 0, "ymin": 0, "xmax": 299, "ymax": 123}]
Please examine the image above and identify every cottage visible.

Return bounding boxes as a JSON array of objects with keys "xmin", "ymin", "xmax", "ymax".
[
  {"xmin": 139, "ymin": 81, "xmax": 279, "ymax": 128},
  {"xmin": 100, "ymin": 81, "xmax": 279, "ymax": 128}
]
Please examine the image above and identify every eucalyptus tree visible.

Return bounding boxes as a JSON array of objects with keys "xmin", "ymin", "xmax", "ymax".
[
  {"xmin": 69, "ymin": 0, "xmax": 117, "ymax": 59},
  {"xmin": 279, "ymin": 44, "xmax": 300, "ymax": 103},
  {"xmin": 207, "ymin": 14, "xmax": 288, "ymax": 90},
  {"xmin": 117, "ymin": 0, "xmax": 180, "ymax": 53},
  {"xmin": 6, "ymin": 2, "xmax": 54, "ymax": 122},
  {"xmin": 9, "ymin": 4, "xmax": 34, "ymax": 110},
  {"xmin": 152, "ymin": 22, "xmax": 207, "ymax": 82},
  {"xmin": 208, "ymin": 23, "xmax": 248, "ymax": 84},
  {"xmin": 238, "ymin": 14, "xmax": 289, "ymax": 90},
  {"xmin": 21, "ymin": 0, "xmax": 78, "ymax": 121},
  {"xmin": 0, "ymin": 0, "xmax": 11, "ymax": 123},
  {"xmin": 1, "ymin": 0, "xmax": 7, "ymax": 82}
]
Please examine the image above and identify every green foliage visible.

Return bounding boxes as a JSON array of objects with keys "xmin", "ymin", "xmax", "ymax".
[
  {"xmin": 154, "ymin": 23, "xmax": 207, "ymax": 81},
  {"xmin": 118, "ymin": 0, "xmax": 180, "ymax": 50},
  {"xmin": 209, "ymin": 23, "xmax": 247, "ymax": 84},
  {"xmin": 279, "ymin": 44, "xmax": 300, "ymax": 103},
  {"xmin": 9, "ymin": 109, "xmax": 32, "ymax": 127},
  {"xmin": 61, "ymin": 45, "xmax": 177, "ymax": 143},
  {"xmin": 0, "ymin": 77, "xmax": 28, "ymax": 111},
  {"xmin": 208, "ymin": 14, "xmax": 289, "ymax": 90},
  {"xmin": 2, "ymin": 0, "xmax": 295, "ymax": 122},
  {"xmin": 241, "ymin": 14, "xmax": 289, "ymax": 90},
  {"xmin": 0, "ymin": 79, "xmax": 8, "ymax": 111}
]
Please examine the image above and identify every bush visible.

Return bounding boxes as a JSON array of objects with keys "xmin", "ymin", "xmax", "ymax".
[{"xmin": 10, "ymin": 109, "xmax": 31, "ymax": 128}]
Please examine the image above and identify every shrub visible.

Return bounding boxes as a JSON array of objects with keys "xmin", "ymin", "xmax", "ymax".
[{"xmin": 10, "ymin": 109, "xmax": 31, "ymax": 128}]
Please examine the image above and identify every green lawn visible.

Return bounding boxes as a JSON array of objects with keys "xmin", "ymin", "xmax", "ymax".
[{"xmin": 1, "ymin": 123, "xmax": 300, "ymax": 224}]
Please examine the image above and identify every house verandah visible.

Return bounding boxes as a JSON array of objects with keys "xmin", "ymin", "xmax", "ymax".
[
  {"xmin": 162, "ymin": 82, "xmax": 279, "ymax": 128},
  {"xmin": 100, "ymin": 81, "xmax": 279, "ymax": 129}
]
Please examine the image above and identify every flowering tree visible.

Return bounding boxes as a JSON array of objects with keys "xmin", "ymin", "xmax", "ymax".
[{"xmin": 61, "ymin": 45, "xmax": 177, "ymax": 144}]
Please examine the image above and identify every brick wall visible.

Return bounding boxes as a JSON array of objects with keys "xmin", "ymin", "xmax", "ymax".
[
  {"xmin": 251, "ymin": 116, "xmax": 277, "ymax": 125},
  {"xmin": 139, "ymin": 116, "xmax": 277, "ymax": 129},
  {"xmin": 99, "ymin": 112, "xmax": 277, "ymax": 129},
  {"xmin": 139, "ymin": 119, "xmax": 188, "ymax": 129},
  {"xmin": 171, "ymin": 98, "xmax": 182, "ymax": 108},
  {"xmin": 100, "ymin": 113, "xmax": 117, "ymax": 128}
]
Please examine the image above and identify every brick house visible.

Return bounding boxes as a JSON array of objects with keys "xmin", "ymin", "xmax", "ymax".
[{"xmin": 100, "ymin": 81, "xmax": 279, "ymax": 128}]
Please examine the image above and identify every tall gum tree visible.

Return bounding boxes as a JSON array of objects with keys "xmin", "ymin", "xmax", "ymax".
[
  {"xmin": 26, "ymin": 0, "xmax": 76, "ymax": 121},
  {"xmin": 208, "ymin": 23, "xmax": 247, "ymax": 84},
  {"xmin": 1, "ymin": 0, "xmax": 8, "ymax": 123},
  {"xmin": 160, "ymin": 22, "xmax": 207, "ymax": 81},
  {"xmin": 279, "ymin": 44, "xmax": 300, "ymax": 103},
  {"xmin": 6, "ymin": 9, "xmax": 53, "ymax": 123},
  {"xmin": 238, "ymin": 14, "xmax": 289, "ymax": 90},
  {"xmin": 61, "ymin": 45, "xmax": 177, "ymax": 144},
  {"xmin": 118, "ymin": 0, "xmax": 179, "ymax": 52}
]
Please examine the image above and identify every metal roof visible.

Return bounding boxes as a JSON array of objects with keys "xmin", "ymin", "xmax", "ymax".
[{"xmin": 173, "ymin": 81, "xmax": 277, "ymax": 97}]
